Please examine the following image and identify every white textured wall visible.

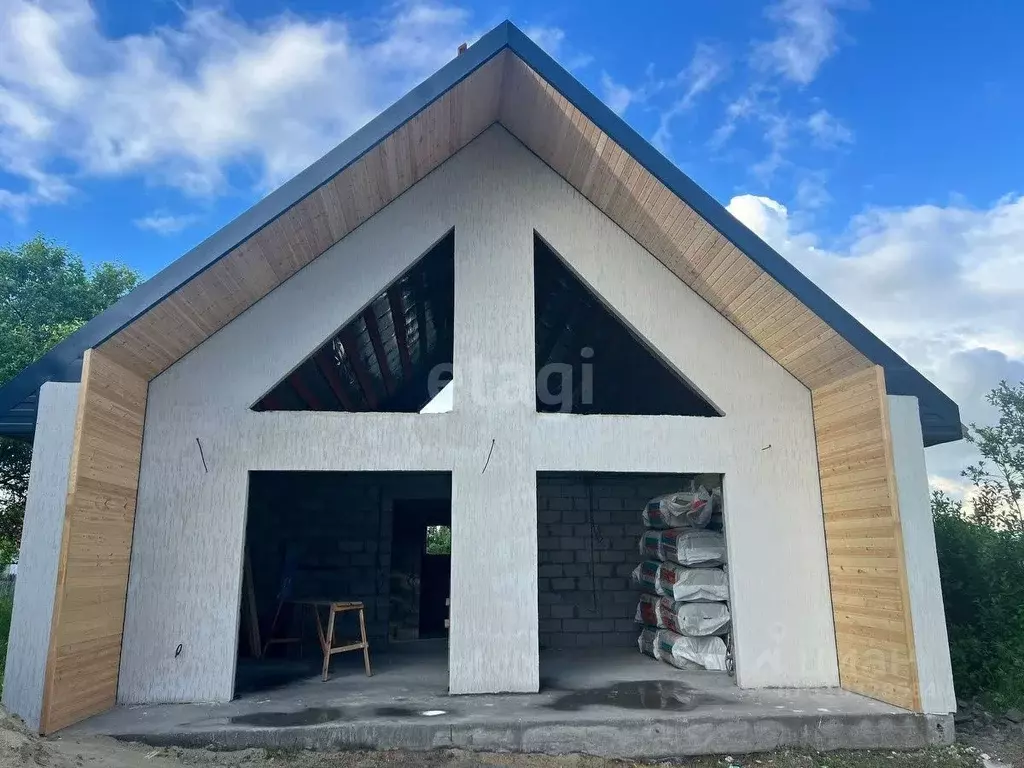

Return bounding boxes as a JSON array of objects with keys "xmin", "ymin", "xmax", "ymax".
[
  {"xmin": 3, "ymin": 382, "xmax": 79, "ymax": 730},
  {"xmin": 122, "ymin": 126, "xmax": 838, "ymax": 703},
  {"xmin": 889, "ymin": 395, "xmax": 956, "ymax": 714},
  {"xmin": 527, "ymin": 166, "xmax": 838, "ymax": 688}
]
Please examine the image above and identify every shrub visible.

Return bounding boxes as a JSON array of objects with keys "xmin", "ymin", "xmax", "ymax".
[{"xmin": 933, "ymin": 493, "xmax": 1024, "ymax": 708}]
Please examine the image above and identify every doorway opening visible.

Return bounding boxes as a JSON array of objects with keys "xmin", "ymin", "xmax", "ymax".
[
  {"xmin": 236, "ymin": 471, "xmax": 451, "ymax": 696},
  {"xmin": 536, "ymin": 472, "xmax": 733, "ymax": 686},
  {"xmin": 389, "ymin": 500, "xmax": 451, "ymax": 643}
]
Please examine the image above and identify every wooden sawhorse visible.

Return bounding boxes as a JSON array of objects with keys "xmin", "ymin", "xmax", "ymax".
[{"xmin": 302, "ymin": 600, "xmax": 373, "ymax": 681}]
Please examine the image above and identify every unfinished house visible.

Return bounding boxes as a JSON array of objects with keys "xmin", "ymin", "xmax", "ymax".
[{"xmin": 0, "ymin": 21, "xmax": 961, "ymax": 758}]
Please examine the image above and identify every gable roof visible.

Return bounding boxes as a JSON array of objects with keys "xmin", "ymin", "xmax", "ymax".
[{"xmin": 0, "ymin": 21, "xmax": 961, "ymax": 446}]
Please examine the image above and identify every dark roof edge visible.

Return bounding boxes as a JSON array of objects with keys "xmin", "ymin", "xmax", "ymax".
[
  {"xmin": 501, "ymin": 25, "xmax": 960, "ymax": 446},
  {"xmin": 0, "ymin": 20, "xmax": 961, "ymax": 445},
  {"xmin": 0, "ymin": 23, "xmax": 514, "ymax": 424}
]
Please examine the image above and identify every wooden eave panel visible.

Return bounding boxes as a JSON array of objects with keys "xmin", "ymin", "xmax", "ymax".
[
  {"xmin": 812, "ymin": 366, "xmax": 920, "ymax": 711},
  {"xmin": 40, "ymin": 349, "xmax": 148, "ymax": 733}
]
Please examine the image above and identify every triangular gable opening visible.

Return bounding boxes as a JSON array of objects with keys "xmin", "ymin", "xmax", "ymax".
[
  {"xmin": 253, "ymin": 231, "xmax": 454, "ymax": 413},
  {"xmin": 534, "ymin": 234, "xmax": 720, "ymax": 417}
]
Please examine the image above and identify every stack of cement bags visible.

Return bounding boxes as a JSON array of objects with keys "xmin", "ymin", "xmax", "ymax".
[{"xmin": 632, "ymin": 486, "xmax": 730, "ymax": 672}]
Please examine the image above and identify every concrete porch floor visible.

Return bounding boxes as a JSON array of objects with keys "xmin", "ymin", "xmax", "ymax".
[{"xmin": 68, "ymin": 642, "xmax": 952, "ymax": 758}]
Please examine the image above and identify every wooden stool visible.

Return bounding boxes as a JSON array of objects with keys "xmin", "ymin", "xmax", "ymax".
[{"xmin": 306, "ymin": 600, "xmax": 372, "ymax": 681}]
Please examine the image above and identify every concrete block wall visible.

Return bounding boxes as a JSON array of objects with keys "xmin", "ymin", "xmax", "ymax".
[
  {"xmin": 246, "ymin": 471, "xmax": 450, "ymax": 652},
  {"xmin": 246, "ymin": 473, "xmax": 393, "ymax": 647},
  {"xmin": 536, "ymin": 473, "xmax": 693, "ymax": 649}
]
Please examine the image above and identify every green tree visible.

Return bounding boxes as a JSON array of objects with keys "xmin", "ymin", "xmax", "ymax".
[
  {"xmin": 932, "ymin": 379, "xmax": 1024, "ymax": 709},
  {"xmin": 933, "ymin": 489, "xmax": 1024, "ymax": 708},
  {"xmin": 426, "ymin": 525, "xmax": 451, "ymax": 555},
  {"xmin": 0, "ymin": 236, "xmax": 140, "ymax": 564},
  {"xmin": 963, "ymin": 380, "xmax": 1024, "ymax": 531}
]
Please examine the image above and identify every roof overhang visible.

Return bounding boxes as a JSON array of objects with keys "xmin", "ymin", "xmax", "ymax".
[{"xmin": 0, "ymin": 21, "xmax": 962, "ymax": 446}]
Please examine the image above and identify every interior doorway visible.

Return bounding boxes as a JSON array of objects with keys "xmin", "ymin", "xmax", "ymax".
[{"xmin": 389, "ymin": 499, "xmax": 451, "ymax": 642}]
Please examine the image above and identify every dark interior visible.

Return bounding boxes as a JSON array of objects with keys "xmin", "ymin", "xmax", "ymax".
[
  {"xmin": 236, "ymin": 471, "xmax": 451, "ymax": 695},
  {"xmin": 390, "ymin": 500, "xmax": 452, "ymax": 641},
  {"xmin": 252, "ymin": 231, "xmax": 455, "ymax": 413},
  {"xmin": 534, "ymin": 234, "xmax": 720, "ymax": 417}
]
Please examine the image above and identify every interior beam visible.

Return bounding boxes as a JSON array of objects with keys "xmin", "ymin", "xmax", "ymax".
[
  {"xmin": 339, "ymin": 327, "xmax": 379, "ymax": 410},
  {"xmin": 363, "ymin": 310, "xmax": 397, "ymax": 396},
  {"xmin": 387, "ymin": 287, "xmax": 415, "ymax": 380},
  {"xmin": 313, "ymin": 350, "xmax": 358, "ymax": 411},
  {"xmin": 414, "ymin": 288, "xmax": 430, "ymax": 366},
  {"xmin": 287, "ymin": 371, "xmax": 323, "ymax": 410}
]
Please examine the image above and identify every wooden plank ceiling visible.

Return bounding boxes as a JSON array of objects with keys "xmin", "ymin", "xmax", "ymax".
[{"xmin": 96, "ymin": 50, "xmax": 872, "ymax": 392}]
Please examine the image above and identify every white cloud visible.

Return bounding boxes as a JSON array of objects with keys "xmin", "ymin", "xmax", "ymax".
[
  {"xmin": 599, "ymin": 62, "xmax": 673, "ymax": 120},
  {"xmin": 134, "ymin": 210, "xmax": 198, "ymax": 235},
  {"xmin": 524, "ymin": 25, "xmax": 592, "ymax": 70},
  {"xmin": 806, "ymin": 108, "xmax": 853, "ymax": 147},
  {"xmin": 709, "ymin": 89, "xmax": 761, "ymax": 149},
  {"xmin": 600, "ymin": 72, "xmax": 636, "ymax": 116},
  {"xmin": 652, "ymin": 43, "xmax": 727, "ymax": 153},
  {"xmin": 0, "ymin": 0, "xmax": 479, "ymax": 215},
  {"xmin": 709, "ymin": 98, "xmax": 852, "ymax": 189},
  {"xmin": 795, "ymin": 171, "xmax": 831, "ymax": 209},
  {"xmin": 754, "ymin": 0, "xmax": 856, "ymax": 85},
  {"xmin": 751, "ymin": 112, "xmax": 791, "ymax": 183},
  {"xmin": 705, "ymin": 0, "xmax": 860, "ymax": 178},
  {"xmin": 726, "ymin": 192, "xmax": 1024, "ymax": 490}
]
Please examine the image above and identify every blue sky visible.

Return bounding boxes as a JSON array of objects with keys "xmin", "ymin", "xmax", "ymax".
[{"xmin": 1, "ymin": 0, "xmax": 1023, "ymax": 492}]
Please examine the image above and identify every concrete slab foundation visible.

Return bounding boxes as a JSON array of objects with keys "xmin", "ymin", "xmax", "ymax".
[{"xmin": 71, "ymin": 644, "xmax": 952, "ymax": 758}]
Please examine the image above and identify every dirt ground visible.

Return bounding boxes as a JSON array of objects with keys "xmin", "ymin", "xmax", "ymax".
[
  {"xmin": 0, "ymin": 710, "xmax": 1011, "ymax": 768},
  {"xmin": 958, "ymin": 717, "xmax": 1024, "ymax": 767}
]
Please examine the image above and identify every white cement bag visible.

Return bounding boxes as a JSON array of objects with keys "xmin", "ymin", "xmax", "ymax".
[
  {"xmin": 639, "ymin": 528, "xmax": 727, "ymax": 567},
  {"xmin": 642, "ymin": 487, "xmax": 714, "ymax": 529},
  {"xmin": 635, "ymin": 593, "xmax": 731, "ymax": 637},
  {"xmin": 638, "ymin": 627, "xmax": 728, "ymax": 671},
  {"xmin": 631, "ymin": 560, "xmax": 729, "ymax": 601}
]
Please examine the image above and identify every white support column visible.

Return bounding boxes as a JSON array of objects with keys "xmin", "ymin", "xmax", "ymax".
[
  {"xmin": 3, "ymin": 382, "xmax": 80, "ymax": 731},
  {"xmin": 449, "ymin": 457, "xmax": 538, "ymax": 693},
  {"xmin": 888, "ymin": 395, "xmax": 956, "ymax": 714},
  {"xmin": 447, "ymin": 152, "xmax": 539, "ymax": 693}
]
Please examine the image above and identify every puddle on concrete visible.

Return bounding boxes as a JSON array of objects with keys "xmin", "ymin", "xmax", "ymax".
[
  {"xmin": 229, "ymin": 707, "xmax": 346, "ymax": 727},
  {"xmin": 546, "ymin": 680, "xmax": 709, "ymax": 712},
  {"xmin": 374, "ymin": 706, "xmax": 418, "ymax": 717},
  {"xmin": 374, "ymin": 706, "xmax": 453, "ymax": 718}
]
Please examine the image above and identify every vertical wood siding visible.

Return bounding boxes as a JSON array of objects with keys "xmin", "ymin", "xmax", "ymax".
[
  {"xmin": 813, "ymin": 366, "xmax": 921, "ymax": 711},
  {"xmin": 39, "ymin": 350, "xmax": 148, "ymax": 733}
]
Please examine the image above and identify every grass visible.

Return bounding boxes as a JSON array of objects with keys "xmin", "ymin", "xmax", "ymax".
[{"xmin": 0, "ymin": 588, "xmax": 12, "ymax": 692}]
